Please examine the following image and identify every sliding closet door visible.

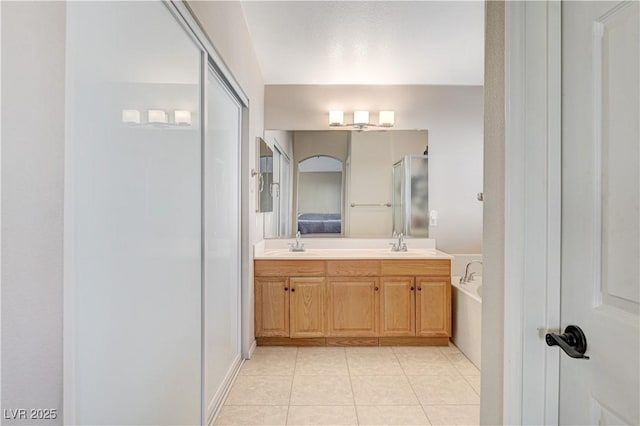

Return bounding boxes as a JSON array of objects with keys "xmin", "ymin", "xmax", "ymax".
[
  {"xmin": 67, "ymin": 2, "xmax": 202, "ymax": 424},
  {"xmin": 204, "ymin": 67, "xmax": 242, "ymax": 420}
]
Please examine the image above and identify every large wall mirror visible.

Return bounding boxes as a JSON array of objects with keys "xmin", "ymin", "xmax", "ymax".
[{"xmin": 263, "ymin": 129, "xmax": 429, "ymax": 238}]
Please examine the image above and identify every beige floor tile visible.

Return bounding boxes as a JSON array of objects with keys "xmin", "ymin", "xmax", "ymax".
[
  {"xmin": 392, "ymin": 346, "xmax": 448, "ymax": 361},
  {"xmin": 346, "ymin": 346, "xmax": 395, "ymax": 356},
  {"xmin": 464, "ymin": 375, "xmax": 481, "ymax": 395},
  {"xmin": 225, "ymin": 376, "xmax": 293, "ymax": 406},
  {"xmin": 356, "ymin": 405, "xmax": 431, "ymax": 425},
  {"xmin": 439, "ymin": 343, "xmax": 462, "ymax": 356},
  {"xmin": 290, "ymin": 375, "xmax": 354, "ymax": 406},
  {"xmin": 347, "ymin": 349, "xmax": 404, "ymax": 376},
  {"xmin": 241, "ymin": 351, "xmax": 298, "ymax": 376},
  {"xmin": 215, "ymin": 405, "xmax": 288, "ymax": 425},
  {"xmin": 351, "ymin": 375, "xmax": 419, "ymax": 406},
  {"xmin": 409, "ymin": 375, "xmax": 480, "ymax": 405},
  {"xmin": 423, "ymin": 405, "xmax": 480, "ymax": 425},
  {"xmin": 254, "ymin": 346, "xmax": 298, "ymax": 356},
  {"xmin": 397, "ymin": 358, "xmax": 461, "ymax": 376},
  {"xmin": 297, "ymin": 347, "xmax": 346, "ymax": 358},
  {"xmin": 295, "ymin": 347, "xmax": 349, "ymax": 375},
  {"xmin": 286, "ymin": 405, "xmax": 358, "ymax": 425},
  {"xmin": 446, "ymin": 353, "xmax": 480, "ymax": 376}
]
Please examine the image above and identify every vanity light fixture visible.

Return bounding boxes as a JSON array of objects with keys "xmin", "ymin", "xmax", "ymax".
[
  {"xmin": 122, "ymin": 109, "xmax": 141, "ymax": 124},
  {"xmin": 174, "ymin": 110, "xmax": 192, "ymax": 126},
  {"xmin": 148, "ymin": 109, "xmax": 168, "ymax": 124},
  {"xmin": 328, "ymin": 110, "xmax": 395, "ymax": 130}
]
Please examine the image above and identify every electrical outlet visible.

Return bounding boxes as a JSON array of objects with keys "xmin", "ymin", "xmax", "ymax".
[{"xmin": 429, "ymin": 210, "xmax": 438, "ymax": 226}]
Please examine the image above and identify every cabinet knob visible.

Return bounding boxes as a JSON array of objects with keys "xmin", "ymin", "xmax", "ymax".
[
  {"xmin": 410, "ymin": 287, "xmax": 415, "ymax": 291},
  {"xmin": 284, "ymin": 287, "xmax": 288, "ymax": 291},
  {"xmin": 375, "ymin": 287, "xmax": 379, "ymax": 291},
  {"xmin": 291, "ymin": 288, "xmax": 295, "ymax": 292},
  {"xmin": 417, "ymin": 287, "xmax": 422, "ymax": 291}
]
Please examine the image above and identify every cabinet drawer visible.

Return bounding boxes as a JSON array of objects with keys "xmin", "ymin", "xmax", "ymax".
[
  {"xmin": 255, "ymin": 260, "xmax": 325, "ymax": 277},
  {"xmin": 380, "ymin": 259, "xmax": 450, "ymax": 276},
  {"xmin": 326, "ymin": 260, "xmax": 380, "ymax": 276}
]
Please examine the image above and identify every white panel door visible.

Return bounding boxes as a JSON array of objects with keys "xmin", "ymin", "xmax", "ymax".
[
  {"xmin": 204, "ymin": 66, "xmax": 242, "ymax": 421},
  {"xmin": 560, "ymin": 1, "xmax": 639, "ymax": 424}
]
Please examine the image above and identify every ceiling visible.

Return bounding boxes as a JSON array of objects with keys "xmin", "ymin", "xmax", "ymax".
[{"xmin": 241, "ymin": 1, "xmax": 485, "ymax": 86}]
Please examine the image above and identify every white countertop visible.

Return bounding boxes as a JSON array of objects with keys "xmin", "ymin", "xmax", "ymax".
[{"xmin": 254, "ymin": 238, "xmax": 453, "ymax": 260}]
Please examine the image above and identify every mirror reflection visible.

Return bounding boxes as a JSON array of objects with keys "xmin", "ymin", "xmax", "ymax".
[
  {"xmin": 297, "ymin": 156, "xmax": 343, "ymax": 235},
  {"xmin": 257, "ymin": 138, "xmax": 273, "ymax": 212},
  {"xmin": 263, "ymin": 130, "xmax": 429, "ymax": 238}
]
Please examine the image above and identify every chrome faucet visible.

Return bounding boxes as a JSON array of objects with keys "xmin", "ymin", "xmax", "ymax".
[
  {"xmin": 460, "ymin": 260, "xmax": 482, "ymax": 284},
  {"xmin": 390, "ymin": 231, "xmax": 408, "ymax": 252},
  {"xmin": 289, "ymin": 231, "xmax": 305, "ymax": 252}
]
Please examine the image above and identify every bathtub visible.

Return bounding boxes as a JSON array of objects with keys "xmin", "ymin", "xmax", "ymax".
[{"xmin": 451, "ymin": 276, "xmax": 482, "ymax": 369}]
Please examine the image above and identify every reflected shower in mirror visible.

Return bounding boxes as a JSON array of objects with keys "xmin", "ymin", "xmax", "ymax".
[{"xmin": 297, "ymin": 156, "xmax": 343, "ymax": 235}]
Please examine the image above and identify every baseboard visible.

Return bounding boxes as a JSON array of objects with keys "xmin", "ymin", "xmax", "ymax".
[
  {"xmin": 206, "ymin": 354, "xmax": 244, "ymax": 426},
  {"xmin": 256, "ymin": 336, "xmax": 449, "ymax": 347},
  {"xmin": 256, "ymin": 337, "xmax": 326, "ymax": 346},
  {"xmin": 248, "ymin": 339, "xmax": 257, "ymax": 359},
  {"xmin": 379, "ymin": 336, "xmax": 449, "ymax": 346},
  {"xmin": 325, "ymin": 337, "xmax": 378, "ymax": 346}
]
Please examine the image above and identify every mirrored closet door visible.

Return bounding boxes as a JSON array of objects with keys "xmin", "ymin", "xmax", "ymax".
[{"xmin": 66, "ymin": 2, "xmax": 244, "ymax": 424}]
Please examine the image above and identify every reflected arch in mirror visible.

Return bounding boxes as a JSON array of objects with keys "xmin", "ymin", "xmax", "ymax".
[{"xmin": 296, "ymin": 155, "xmax": 344, "ymax": 235}]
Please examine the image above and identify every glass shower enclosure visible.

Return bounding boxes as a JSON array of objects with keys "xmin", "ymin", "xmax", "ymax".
[{"xmin": 392, "ymin": 155, "xmax": 429, "ymax": 237}]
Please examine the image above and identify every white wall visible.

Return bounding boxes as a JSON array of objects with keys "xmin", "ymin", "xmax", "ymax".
[
  {"xmin": 481, "ymin": 2, "xmax": 505, "ymax": 424},
  {"xmin": 298, "ymin": 172, "xmax": 342, "ymax": 214},
  {"xmin": 187, "ymin": 1, "xmax": 265, "ymax": 357},
  {"xmin": 1, "ymin": 2, "xmax": 66, "ymax": 423},
  {"xmin": 266, "ymin": 85, "xmax": 483, "ymax": 253}
]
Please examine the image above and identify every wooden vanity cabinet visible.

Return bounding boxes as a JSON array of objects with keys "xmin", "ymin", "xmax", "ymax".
[
  {"xmin": 326, "ymin": 277, "xmax": 379, "ymax": 337},
  {"xmin": 290, "ymin": 277, "xmax": 325, "ymax": 338},
  {"xmin": 254, "ymin": 258, "xmax": 451, "ymax": 344},
  {"xmin": 255, "ymin": 277, "xmax": 290, "ymax": 337},
  {"xmin": 325, "ymin": 260, "xmax": 379, "ymax": 337},
  {"xmin": 255, "ymin": 260, "xmax": 326, "ymax": 339},
  {"xmin": 379, "ymin": 277, "xmax": 416, "ymax": 337},
  {"xmin": 416, "ymin": 277, "xmax": 451, "ymax": 337}
]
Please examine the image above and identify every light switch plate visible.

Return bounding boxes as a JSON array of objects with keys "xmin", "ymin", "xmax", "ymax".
[{"xmin": 429, "ymin": 210, "xmax": 438, "ymax": 226}]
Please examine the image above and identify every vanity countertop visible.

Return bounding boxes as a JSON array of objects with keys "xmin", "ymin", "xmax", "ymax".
[
  {"xmin": 253, "ymin": 238, "xmax": 453, "ymax": 260},
  {"xmin": 254, "ymin": 248, "xmax": 453, "ymax": 260}
]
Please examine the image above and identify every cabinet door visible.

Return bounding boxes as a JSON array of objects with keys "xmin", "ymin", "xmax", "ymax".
[
  {"xmin": 290, "ymin": 277, "xmax": 325, "ymax": 338},
  {"xmin": 255, "ymin": 278, "xmax": 289, "ymax": 337},
  {"xmin": 379, "ymin": 277, "xmax": 416, "ymax": 337},
  {"xmin": 415, "ymin": 277, "xmax": 451, "ymax": 337},
  {"xmin": 327, "ymin": 277, "xmax": 379, "ymax": 337}
]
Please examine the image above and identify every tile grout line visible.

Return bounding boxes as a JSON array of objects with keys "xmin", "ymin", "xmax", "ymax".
[
  {"xmin": 344, "ymin": 347, "xmax": 360, "ymax": 426},
  {"xmin": 461, "ymin": 374, "xmax": 481, "ymax": 398},
  {"xmin": 391, "ymin": 346, "xmax": 433, "ymax": 426},
  {"xmin": 284, "ymin": 347, "xmax": 298, "ymax": 426}
]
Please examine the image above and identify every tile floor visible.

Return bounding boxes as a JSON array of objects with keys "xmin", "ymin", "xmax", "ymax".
[{"xmin": 216, "ymin": 344, "xmax": 480, "ymax": 426}]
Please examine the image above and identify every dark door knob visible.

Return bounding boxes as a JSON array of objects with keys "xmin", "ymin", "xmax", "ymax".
[
  {"xmin": 290, "ymin": 288, "xmax": 295, "ymax": 292},
  {"xmin": 545, "ymin": 325, "xmax": 589, "ymax": 359}
]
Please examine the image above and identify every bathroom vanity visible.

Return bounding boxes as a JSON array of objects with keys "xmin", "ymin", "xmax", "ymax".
[{"xmin": 254, "ymin": 242, "xmax": 452, "ymax": 346}]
